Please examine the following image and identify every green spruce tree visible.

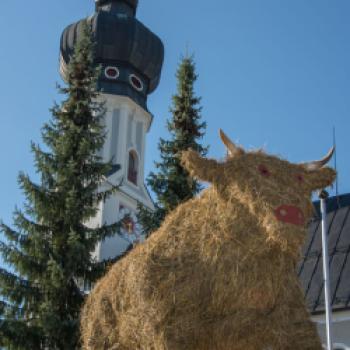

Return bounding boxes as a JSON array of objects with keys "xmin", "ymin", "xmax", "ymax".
[
  {"xmin": 0, "ymin": 21, "xmax": 119, "ymax": 350},
  {"xmin": 139, "ymin": 56, "xmax": 207, "ymax": 236}
]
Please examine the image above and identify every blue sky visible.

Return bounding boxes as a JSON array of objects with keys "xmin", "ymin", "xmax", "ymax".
[{"xmin": 0, "ymin": 0, "xmax": 350, "ymax": 242}]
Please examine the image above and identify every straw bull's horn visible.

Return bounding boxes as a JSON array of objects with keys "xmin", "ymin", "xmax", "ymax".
[
  {"xmin": 219, "ymin": 129, "xmax": 245, "ymax": 157},
  {"xmin": 302, "ymin": 147, "xmax": 335, "ymax": 171}
]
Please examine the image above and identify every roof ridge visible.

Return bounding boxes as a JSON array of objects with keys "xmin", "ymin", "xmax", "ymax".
[{"xmin": 313, "ymin": 192, "xmax": 350, "ymax": 215}]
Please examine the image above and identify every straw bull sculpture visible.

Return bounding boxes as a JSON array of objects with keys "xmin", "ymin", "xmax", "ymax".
[{"xmin": 81, "ymin": 130, "xmax": 336, "ymax": 350}]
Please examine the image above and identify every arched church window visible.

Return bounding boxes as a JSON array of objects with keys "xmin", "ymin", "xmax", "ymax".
[{"xmin": 128, "ymin": 150, "xmax": 138, "ymax": 185}]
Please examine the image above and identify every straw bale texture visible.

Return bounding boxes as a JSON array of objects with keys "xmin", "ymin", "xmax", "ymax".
[{"xmin": 81, "ymin": 134, "xmax": 336, "ymax": 350}]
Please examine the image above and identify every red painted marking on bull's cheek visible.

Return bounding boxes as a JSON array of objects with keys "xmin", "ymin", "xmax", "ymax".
[{"xmin": 274, "ymin": 205, "xmax": 305, "ymax": 226}]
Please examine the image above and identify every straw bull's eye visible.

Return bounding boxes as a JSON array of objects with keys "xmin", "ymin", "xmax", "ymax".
[
  {"xmin": 258, "ymin": 165, "xmax": 270, "ymax": 177},
  {"xmin": 296, "ymin": 174, "xmax": 304, "ymax": 183}
]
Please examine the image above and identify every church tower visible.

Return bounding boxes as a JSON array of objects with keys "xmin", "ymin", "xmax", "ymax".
[{"xmin": 59, "ymin": 0, "xmax": 164, "ymax": 260}]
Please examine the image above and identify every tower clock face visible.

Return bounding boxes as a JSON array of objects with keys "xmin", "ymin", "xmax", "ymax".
[{"xmin": 118, "ymin": 205, "xmax": 142, "ymax": 244}]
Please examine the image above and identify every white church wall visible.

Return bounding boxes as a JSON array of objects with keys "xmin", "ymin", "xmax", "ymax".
[
  {"xmin": 109, "ymin": 108, "xmax": 121, "ymax": 164},
  {"xmin": 88, "ymin": 94, "xmax": 154, "ymax": 262}
]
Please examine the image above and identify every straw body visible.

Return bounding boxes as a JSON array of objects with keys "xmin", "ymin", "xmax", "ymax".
[{"xmin": 80, "ymin": 147, "xmax": 336, "ymax": 349}]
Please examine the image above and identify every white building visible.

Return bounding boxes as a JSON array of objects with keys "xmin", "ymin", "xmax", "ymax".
[{"xmin": 299, "ymin": 193, "xmax": 350, "ymax": 349}]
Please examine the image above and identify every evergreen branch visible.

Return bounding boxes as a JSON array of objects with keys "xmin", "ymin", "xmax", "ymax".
[
  {"xmin": 94, "ymin": 186, "xmax": 118, "ymax": 203},
  {"xmin": 84, "ymin": 221, "xmax": 122, "ymax": 243},
  {"xmin": 13, "ymin": 209, "xmax": 51, "ymax": 238},
  {"xmin": 41, "ymin": 119, "xmax": 60, "ymax": 149},
  {"xmin": 0, "ymin": 301, "xmax": 26, "ymax": 319},
  {"xmin": 0, "ymin": 268, "xmax": 39, "ymax": 305},
  {"xmin": 83, "ymin": 161, "xmax": 113, "ymax": 179},
  {"xmin": 0, "ymin": 319, "xmax": 43, "ymax": 350},
  {"xmin": 31, "ymin": 142, "xmax": 56, "ymax": 170},
  {"xmin": 6, "ymin": 211, "xmax": 52, "ymax": 261},
  {"xmin": 0, "ymin": 242, "xmax": 43, "ymax": 276},
  {"xmin": 18, "ymin": 173, "xmax": 58, "ymax": 218},
  {"xmin": 0, "ymin": 221, "xmax": 28, "ymax": 247},
  {"xmin": 0, "ymin": 300, "xmax": 6, "ymax": 315}
]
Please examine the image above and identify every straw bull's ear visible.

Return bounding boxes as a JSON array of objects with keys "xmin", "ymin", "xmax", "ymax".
[
  {"xmin": 301, "ymin": 147, "xmax": 336, "ymax": 190},
  {"xmin": 181, "ymin": 149, "xmax": 223, "ymax": 183},
  {"xmin": 306, "ymin": 167, "xmax": 337, "ymax": 191}
]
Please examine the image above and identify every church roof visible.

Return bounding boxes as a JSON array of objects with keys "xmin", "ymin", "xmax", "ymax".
[
  {"xmin": 60, "ymin": 0, "xmax": 164, "ymax": 110},
  {"xmin": 298, "ymin": 193, "xmax": 350, "ymax": 314}
]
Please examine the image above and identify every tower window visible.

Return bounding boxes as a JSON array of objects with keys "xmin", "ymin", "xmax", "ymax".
[
  {"xmin": 105, "ymin": 66, "xmax": 119, "ymax": 80},
  {"xmin": 129, "ymin": 74, "xmax": 143, "ymax": 91},
  {"xmin": 128, "ymin": 151, "xmax": 138, "ymax": 185}
]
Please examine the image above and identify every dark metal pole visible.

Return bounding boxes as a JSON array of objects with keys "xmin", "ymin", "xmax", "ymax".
[
  {"xmin": 319, "ymin": 190, "xmax": 333, "ymax": 350},
  {"xmin": 333, "ymin": 127, "xmax": 339, "ymax": 197}
]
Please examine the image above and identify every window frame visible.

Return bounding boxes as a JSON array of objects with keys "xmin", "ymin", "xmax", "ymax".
[
  {"xmin": 127, "ymin": 149, "xmax": 139, "ymax": 187},
  {"xmin": 104, "ymin": 66, "xmax": 120, "ymax": 80},
  {"xmin": 129, "ymin": 74, "xmax": 144, "ymax": 91}
]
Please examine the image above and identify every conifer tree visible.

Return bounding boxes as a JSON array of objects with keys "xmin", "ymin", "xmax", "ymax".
[
  {"xmin": 0, "ymin": 21, "xmax": 119, "ymax": 349},
  {"xmin": 139, "ymin": 56, "xmax": 207, "ymax": 236}
]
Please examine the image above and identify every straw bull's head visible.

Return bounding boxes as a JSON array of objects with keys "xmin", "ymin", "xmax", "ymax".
[{"xmin": 182, "ymin": 130, "xmax": 336, "ymax": 252}]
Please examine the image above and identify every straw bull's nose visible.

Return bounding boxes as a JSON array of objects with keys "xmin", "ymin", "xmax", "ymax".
[{"xmin": 274, "ymin": 205, "xmax": 305, "ymax": 226}]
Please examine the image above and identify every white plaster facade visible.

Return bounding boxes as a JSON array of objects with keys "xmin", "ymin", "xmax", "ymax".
[
  {"xmin": 312, "ymin": 311, "xmax": 350, "ymax": 349},
  {"xmin": 88, "ymin": 94, "xmax": 154, "ymax": 261}
]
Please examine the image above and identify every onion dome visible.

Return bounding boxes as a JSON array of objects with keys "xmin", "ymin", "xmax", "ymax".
[{"xmin": 60, "ymin": 0, "xmax": 164, "ymax": 110}]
